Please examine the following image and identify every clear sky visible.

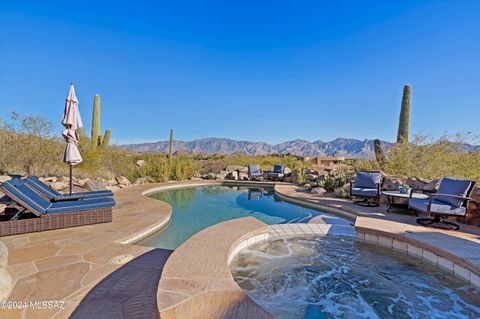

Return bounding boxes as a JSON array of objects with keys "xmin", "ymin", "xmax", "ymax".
[{"xmin": 0, "ymin": 0, "xmax": 479, "ymax": 145}]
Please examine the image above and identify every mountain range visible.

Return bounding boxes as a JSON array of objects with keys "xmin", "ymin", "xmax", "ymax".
[
  {"xmin": 121, "ymin": 138, "xmax": 388, "ymax": 158},
  {"xmin": 121, "ymin": 137, "xmax": 480, "ymax": 159}
]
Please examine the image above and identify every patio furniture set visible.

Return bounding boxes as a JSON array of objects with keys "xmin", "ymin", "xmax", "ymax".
[
  {"xmin": 248, "ymin": 164, "xmax": 285, "ymax": 181},
  {"xmin": 350, "ymin": 171, "xmax": 476, "ymax": 230}
]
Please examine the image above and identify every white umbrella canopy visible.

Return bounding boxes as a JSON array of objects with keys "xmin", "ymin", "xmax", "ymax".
[{"xmin": 62, "ymin": 84, "xmax": 83, "ymax": 194}]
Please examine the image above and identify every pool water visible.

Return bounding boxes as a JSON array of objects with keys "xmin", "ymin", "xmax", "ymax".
[
  {"xmin": 230, "ymin": 236, "xmax": 480, "ymax": 319},
  {"xmin": 139, "ymin": 186, "xmax": 349, "ymax": 249}
]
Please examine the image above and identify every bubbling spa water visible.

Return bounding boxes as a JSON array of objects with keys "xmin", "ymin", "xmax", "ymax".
[{"xmin": 230, "ymin": 236, "xmax": 480, "ymax": 319}]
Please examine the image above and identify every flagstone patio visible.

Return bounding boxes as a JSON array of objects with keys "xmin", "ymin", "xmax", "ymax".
[{"xmin": 0, "ymin": 181, "xmax": 479, "ymax": 318}]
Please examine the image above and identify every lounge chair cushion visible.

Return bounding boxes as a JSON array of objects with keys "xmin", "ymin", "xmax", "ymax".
[
  {"xmin": 25, "ymin": 176, "xmax": 113, "ymax": 200},
  {"xmin": 47, "ymin": 197, "xmax": 115, "ymax": 214},
  {"xmin": 435, "ymin": 177, "xmax": 472, "ymax": 208},
  {"xmin": 409, "ymin": 197, "xmax": 467, "ymax": 216},
  {"xmin": 351, "ymin": 187, "xmax": 379, "ymax": 197},
  {"xmin": 354, "ymin": 172, "xmax": 382, "ymax": 189},
  {"xmin": 1, "ymin": 181, "xmax": 50, "ymax": 215},
  {"xmin": 1, "ymin": 180, "xmax": 115, "ymax": 216},
  {"xmin": 273, "ymin": 164, "xmax": 284, "ymax": 174}
]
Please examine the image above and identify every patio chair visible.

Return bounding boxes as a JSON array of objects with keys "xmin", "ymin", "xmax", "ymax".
[
  {"xmin": 0, "ymin": 180, "xmax": 114, "ymax": 236},
  {"xmin": 248, "ymin": 164, "xmax": 263, "ymax": 181},
  {"xmin": 410, "ymin": 177, "xmax": 476, "ymax": 230},
  {"xmin": 349, "ymin": 171, "xmax": 383, "ymax": 207},
  {"xmin": 267, "ymin": 164, "xmax": 285, "ymax": 181},
  {"xmin": 23, "ymin": 176, "xmax": 112, "ymax": 201}
]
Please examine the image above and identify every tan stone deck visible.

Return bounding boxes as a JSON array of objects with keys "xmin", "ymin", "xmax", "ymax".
[
  {"xmin": 0, "ymin": 181, "xmax": 479, "ymax": 318},
  {"xmin": 0, "ymin": 182, "xmax": 173, "ymax": 319}
]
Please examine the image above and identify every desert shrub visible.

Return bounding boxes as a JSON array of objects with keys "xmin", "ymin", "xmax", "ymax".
[
  {"xmin": 136, "ymin": 153, "xmax": 199, "ymax": 182},
  {"xmin": 296, "ymin": 168, "xmax": 307, "ymax": 184},
  {"xmin": 318, "ymin": 172, "xmax": 348, "ymax": 192},
  {"xmin": 353, "ymin": 134, "xmax": 480, "ymax": 182},
  {"xmin": 199, "ymin": 159, "xmax": 227, "ymax": 175},
  {"xmin": 0, "ymin": 113, "xmax": 65, "ymax": 176},
  {"xmin": 137, "ymin": 155, "xmax": 171, "ymax": 182},
  {"xmin": 170, "ymin": 155, "xmax": 199, "ymax": 181}
]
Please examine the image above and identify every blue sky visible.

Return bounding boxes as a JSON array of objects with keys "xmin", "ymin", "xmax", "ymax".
[{"xmin": 0, "ymin": 0, "xmax": 479, "ymax": 145}]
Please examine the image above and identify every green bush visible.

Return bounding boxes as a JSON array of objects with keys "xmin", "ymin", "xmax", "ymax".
[{"xmin": 318, "ymin": 172, "xmax": 349, "ymax": 192}]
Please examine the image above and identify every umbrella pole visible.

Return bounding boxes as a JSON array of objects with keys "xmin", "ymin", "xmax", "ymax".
[{"xmin": 69, "ymin": 164, "xmax": 73, "ymax": 195}]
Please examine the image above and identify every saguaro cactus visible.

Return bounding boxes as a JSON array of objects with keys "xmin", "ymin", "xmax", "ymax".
[
  {"xmin": 397, "ymin": 84, "xmax": 411, "ymax": 144},
  {"xmin": 373, "ymin": 139, "xmax": 385, "ymax": 167},
  {"xmin": 90, "ymin": 94, "xmax": 112, "ymax": 148},
  {"xmin": 168, "ymin": 129, "xmax": 173, "ymax": 160},
  {"xmin": 102, "ymin": 129, "xmax": 111, "ymax": 147},
  {"xmin": 91, "ymin": 94, "xmax": 101, "ymax": 148}
]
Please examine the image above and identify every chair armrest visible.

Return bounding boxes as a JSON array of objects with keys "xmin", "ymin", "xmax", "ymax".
[
  {"xmin": 430, "ymin": 193, "xmax": 472, "ymax": 200},
  {"xmin": 409, "ymin": 188, "xmax": 429, "ymax": 198}
]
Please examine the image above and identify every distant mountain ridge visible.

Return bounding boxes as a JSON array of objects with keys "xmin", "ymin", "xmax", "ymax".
[
  {"xmin": 121, "ymin": 137, "xmax": 480, "ymax": 159},
  {"xmin": 121, "ymin": 138, "xmax": 392, "ymax": 159}
]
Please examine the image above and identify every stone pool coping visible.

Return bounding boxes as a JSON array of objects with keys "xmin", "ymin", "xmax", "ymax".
[{"xmin": 1, "ymin": 180, "xmax": 479, "ymax": 318}]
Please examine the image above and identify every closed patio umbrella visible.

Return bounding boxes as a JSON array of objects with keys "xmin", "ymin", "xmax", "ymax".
[{"xmin": 62, "ymin": 84, "xmax": 83, "ymax": 194}]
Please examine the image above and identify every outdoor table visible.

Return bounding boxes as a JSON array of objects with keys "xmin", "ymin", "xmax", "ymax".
[{"xmin": 382, "ymin": 191, "xmax": 429, "ymax": 213}]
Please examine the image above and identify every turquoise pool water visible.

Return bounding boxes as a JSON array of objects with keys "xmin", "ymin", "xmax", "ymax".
[{"xmin": 139, "ymin": 186, "xmax": 350, "ymax": 249}]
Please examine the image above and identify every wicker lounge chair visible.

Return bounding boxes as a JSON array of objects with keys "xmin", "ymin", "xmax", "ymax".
[
  {"xmin": 267, "ymin": 164, "xmax": 284, "ymax": 181},
  {"xmin": 410, "ymin": 177, "xmax": 476, "ymax": 230},
  {"xmin": 0, "ymin": 180, "xmax": 114, "ymax": 236},
  {"xmin": 23, "ymin": 176, "xmax": 112, "ymax": 201},
  {"xmin": 350, "ymin": 171, "xmax": 383, "ymax": 207},
  {"xmin": 248, "ymin": 164, "xmax": 263, "ymax": 181}
]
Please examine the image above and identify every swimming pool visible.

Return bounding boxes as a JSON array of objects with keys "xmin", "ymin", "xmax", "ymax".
[
  {"xmin": 139, "ymin": 186, "xmax": 350, "ymax": 249},
  {"xmin": 230, "ymin": 236, "xmax": 480, "ymax": 319}
]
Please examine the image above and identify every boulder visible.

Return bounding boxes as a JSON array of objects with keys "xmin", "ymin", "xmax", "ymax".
[
  {"xmin": 115, "ymin": 176, "xmax": 131, "ymax": 187},
  {"xmin": 56, "ymin": 176, "xmax": 71, "ymax": 183},
  {"xmin": 225, "ymin": 165, "xmax": 245, "ymax": 173},
  {"xmin": 217, "ymin": 171, "xmax": 229, "ymax": 180},
  {"xmin": 311, "ymin": 187, "xmax": 326, "ymax": 195},
  {"xmin": 303, "ymin": 183, "xmax": 312, "ymax": 191},
  {"xmin": 314, "ymin": 175, "xmax": 325, "ymax": 183},
  {"xmin": 132, "ymin": 177, "xmax": 149, "ymax": 186},
  {"xmin": 51, "ymin": 182, "xmax": 66, "ymax": 192},
  {"xmin": 0, "ymin": 176, "xmax": 11, "ymax": 183},
  {"xmin": 84, "ymin": 180, "xmax": 107, "ymax": 191},
  {"xmin": 43, "ymin": 176, "xmax": 57, "ymax": 183},
  {"xmin": 106, "ymin": 185, "xmax": 121, "ymax": 193},
  {"xmin": 305, "ymin": 174, "xmax": 317, "ymax": 182},
  {"xmin": 136, "ymin": 160, "xmax": 146, "ymax": 168},
  {"xmin": 284, "ymin": 167, "xmax": 292, "ymax": 174},
  {"xmin": 382, "ymin": 176, "xmax": 407, "ymax": 191},
  {"xmin": 317, "ymin": 170, "xmax": 329, "ymax": 178},
  {"xmin": 78, "ymin": 178, "xmax": 91, "ymax": 186},
  {"xmin": 406, "ymin": 177, "xmax": 430, "ymax": 190},
  {"xmin": 239, "ymin": 172, "xmax": 249, "ymax": 181},
  {"xmin": 307, "ymin": 181, "xmax": 317, "ymax": 187}
]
